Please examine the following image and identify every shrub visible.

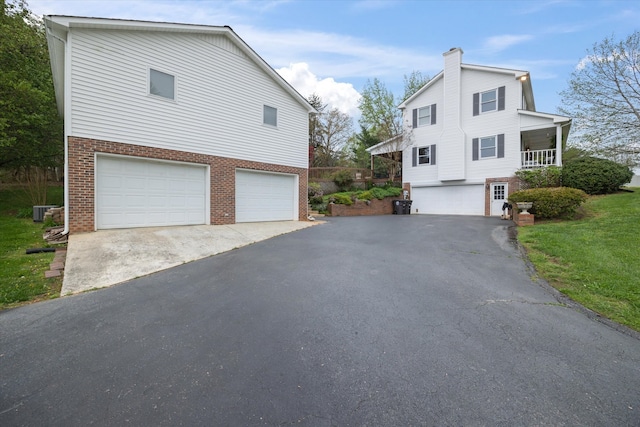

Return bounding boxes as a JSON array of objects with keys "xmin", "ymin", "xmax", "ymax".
[
  {"xmin": 562, "ymin": 157, "xmax": 633, "ymax": 195},
  {"xmin": 331, "ymin": 170, "xmax": 354, "ymax": 191},
  {"xmin": 515, "ymin": 166, "xmax": 562, "ymax": 188},
  {"xmin": 508, "ymin": 187, "xmax": 587, "ymax": 219},
  {"xmin": 329, "ymin": 193, "xmax": 353, "ymax": 205},
  {"xmin": 308, "ymin": 182, "xmax": 324, "ymax": 204}
]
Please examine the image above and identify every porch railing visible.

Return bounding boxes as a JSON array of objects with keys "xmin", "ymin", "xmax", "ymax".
[{"xmin": 521, "ymin": 149, "xmax": 556, "ymax": 168}]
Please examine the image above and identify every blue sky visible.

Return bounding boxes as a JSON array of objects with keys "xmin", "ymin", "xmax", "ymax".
[{"xmin": 29, "ymin": 0, "xmax": 640, "ymax": 120}]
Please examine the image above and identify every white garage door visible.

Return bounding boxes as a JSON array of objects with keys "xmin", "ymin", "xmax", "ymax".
[
  {"xmin": 236, "ymin": 170, "xmax": 297, "ymax": 222},
  {"xmin": 96, "ymin": 156, "xmax": 207, "ymax": 229},
  {"xmin": 411, "ymin": 185, "xmax": 485, "ymax": 215}
]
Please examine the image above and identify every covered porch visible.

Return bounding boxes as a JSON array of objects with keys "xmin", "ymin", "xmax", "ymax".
[{"xmin": 519, "ymin": 110, "xmax": 571, "ymax": 169}]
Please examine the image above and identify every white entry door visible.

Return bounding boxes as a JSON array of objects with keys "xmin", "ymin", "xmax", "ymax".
[{"xmin": 490, "ymin": 182, "xmax": 508, "ymax": 216}]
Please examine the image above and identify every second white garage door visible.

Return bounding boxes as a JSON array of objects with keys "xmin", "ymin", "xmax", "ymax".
[
  {"xmin": 235, "ymin": 170, "xmax": 297, "ymax": 222},
  {"xmin": 96, "ymin": 156, "xmax": 208, "ymax": 229},
  {"xmin": 411, "ymin": 184, "xmax": 485, "ymax": 215}
]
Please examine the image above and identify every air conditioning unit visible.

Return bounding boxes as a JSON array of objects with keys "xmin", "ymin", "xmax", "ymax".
[{"xmin": 33, "ymin": 205, "xmax": 58, "ymax": 222}]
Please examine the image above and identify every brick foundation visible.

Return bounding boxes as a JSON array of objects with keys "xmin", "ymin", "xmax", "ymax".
[
  {"xmin": 328, "ymin": 197, "xmax": 395, "ymax": 217},
  {"xmin": 68, "ymin": 136, "xmax": 308, "ymax": 233},
  {"xmin": 513, "ymin": 210, "xmax": 535, "ymax": 226}
]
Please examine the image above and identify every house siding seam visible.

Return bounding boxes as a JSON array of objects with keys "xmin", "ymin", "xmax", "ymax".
[{"xmin": 68, "ymin": 136, "xmax": 308, "ymax": 233}]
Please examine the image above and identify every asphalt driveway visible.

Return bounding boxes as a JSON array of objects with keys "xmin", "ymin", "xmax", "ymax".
[{"xmin": 1, "ymin": 215, "xmax": 639, "ymax": 425}]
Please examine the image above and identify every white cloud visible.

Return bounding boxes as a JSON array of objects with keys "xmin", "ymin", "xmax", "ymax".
[
  {"xmin": 276, "ymin": 63, "xmax": 361, "ymax": 117},
  {"xmin": 483, "ymin": 34, "xmax": 534, "ymax": 53}
]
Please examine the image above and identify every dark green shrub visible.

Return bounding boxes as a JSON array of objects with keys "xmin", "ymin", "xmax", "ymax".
[
  {"xmin": 508, "ymin": 187, "xmax": 587, "ymax": 219},
  {"xmin": 562, "ymin": 157, "xmax": 633, "ymax": 195},
  {"xmin": 515, "ymin": 166, "xmax": 562, "ymax": 188},
  {"xmin": 331, "ymin": 170, "xmax": 354, "ymax": 191}
]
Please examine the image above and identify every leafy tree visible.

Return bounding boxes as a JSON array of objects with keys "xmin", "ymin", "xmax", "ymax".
[
  {"xmin": 559, "ymin": 31, "xmax": 640, "ymax": 166},
  {"xmin": 402, "ymin": 70, "xmax": 430, "ymax": 102},
  {"xmin": 0, "ymin": 0, "xmax": 63, "ymax": 203},
  {"xmin": 348, "ymin": 126, "xmax": 380, "ymax": 168},
  {"xmin": 358, "ymin": 78, "xmax": 401, "ymax": 142}
]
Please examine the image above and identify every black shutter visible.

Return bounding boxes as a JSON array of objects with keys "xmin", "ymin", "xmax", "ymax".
[
  {"xmin": 498, "ymin": 86, "xmax": 505, "ymax": 111},
  {"xmin": 430, "ymin": 144, "xmax": 436, "ymax": 165},
  {"xmin": 472, "ymin": 138, "xmax": 479, "ymax": 160},
  {"xmin": 412, "ymin": 109, "xmax": 417, "ymax": 128},
  {"xmin": 497, "ymin": 134, "xmax": 505, "ymax": 158},
  {"xmin": 431, "ymin": 104, "xmax": 436, "ymax": 125},
  {"xmin": 473, "ymin": 93, "xmax": 479, "ymax": 116},
  {"xmin": 412, "ymin": 147, "xmax": 417, "ymax": 167}
]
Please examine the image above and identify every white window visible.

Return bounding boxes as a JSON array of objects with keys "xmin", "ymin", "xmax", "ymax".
[
  {"xmin": 480, "ymin": 136, "xmax": 497, "ymax": 158},
  {"xmin": 263, "ymin": 105, "xmax": 277, "ymax": 126},
  {"xmin": 149, "ymin": 69, "xmax": 175, "ymax": 100},
  {"xmin": 480, "ymin": 89, "xmax": 497, "ymax": 113},
  {"xmin": 418, "ymin": 146, "xmax": 430, "ymax": 164},
  {"xmin": 418, "ymin": 106, "xmax": 431, "ymax": 127}
]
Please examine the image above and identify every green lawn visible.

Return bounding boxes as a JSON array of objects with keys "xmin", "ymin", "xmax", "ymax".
[
  {"xmin": 0, "ymin": 185, "xmax": 64, "ymax": 308},
  {"xmin": 517, "ymin": 189, "xmax": 640, "ymax": 331}
]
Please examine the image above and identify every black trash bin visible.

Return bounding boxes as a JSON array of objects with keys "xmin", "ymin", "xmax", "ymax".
[
  {"xmin": 402, "ymin": 200, "xmax": 412, "ymax": 214},
  {"xmin": 392, "ymin": 199, "xmax": 403, "ymax": 214}
]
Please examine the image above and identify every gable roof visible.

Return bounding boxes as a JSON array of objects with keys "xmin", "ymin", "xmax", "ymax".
[
  {"xmin": 398, "ymin": 62, "xmax": 535, "ymax": 111},
  {"xmin": 44, "ymin": 15, "xmax": 315, "ymax": 117}
]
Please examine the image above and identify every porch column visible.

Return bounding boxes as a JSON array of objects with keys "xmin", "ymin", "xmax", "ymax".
[{"xmin": 556, "ymin": 124, "xmax": 563, "ymax": 166}]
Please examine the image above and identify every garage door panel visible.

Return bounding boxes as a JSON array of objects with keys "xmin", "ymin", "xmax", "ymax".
[
  {"xmin": 236, "ymin": 170, "xmax": 296, "ymax": 223},
  {"xmin": 412, "ymin": 185, "xmax": 484, "ymax": 215},
  {"xmin": 97, "ymin": 156, "xmax": 207, "ymax": 229}
]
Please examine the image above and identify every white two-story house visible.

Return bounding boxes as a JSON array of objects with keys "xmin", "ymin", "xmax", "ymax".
[
  {"xmin": 45, "ymin": 16, "xmax": 314, "ymax": 233},
  {"xmin": 371, "ymin": 47, "xmax": 571, "ymax": 216}
]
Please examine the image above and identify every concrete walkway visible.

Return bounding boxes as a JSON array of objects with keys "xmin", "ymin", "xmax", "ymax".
[{"xmin": 62, "ymin": 221, "xmax": 321, "ymax": 295}]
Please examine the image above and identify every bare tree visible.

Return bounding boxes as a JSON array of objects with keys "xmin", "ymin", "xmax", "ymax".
[
  {"xmin": 560, "ymin": 31, "xmax": 640, "ymax": 165},
  {"xmin": 313, "ymin": 107, "xmax": 354, "ymax": 167}
]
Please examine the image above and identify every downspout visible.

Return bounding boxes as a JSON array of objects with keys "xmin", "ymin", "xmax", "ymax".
[{"xmin": 46, "ymin": 25, "xmax": 70, "ymax": 235}]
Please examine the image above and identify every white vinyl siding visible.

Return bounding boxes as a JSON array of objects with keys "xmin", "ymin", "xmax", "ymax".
[{"xmin": 68, "ymin": 29, "xmax": 308, "ymax": 169}]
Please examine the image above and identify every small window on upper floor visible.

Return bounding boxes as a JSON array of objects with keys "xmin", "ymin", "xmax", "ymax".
[
  {"xmin": 481, "ymin": 89, "xmax": 497, "ymax": 113},
  {"xmin": 412, "ymin": 104, "xmax": 436, "ymax": 128},
  {"xmin": 473, "ymin": 86, "xmax": 505, "ymax": 116},
  {"xmin": 418, "ymin": 107, "xmax": 431, "ymax": 127},
  {"xmin": 149, "ymin": 69, "xmax": 175, "ymax": 100},
  {"xmin": 264, "ymin": 105, "xmax": 277, "ymax": 127}
]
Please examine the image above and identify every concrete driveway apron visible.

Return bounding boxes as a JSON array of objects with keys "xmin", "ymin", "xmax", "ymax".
[{"xmin": 1, "ymin": 215, "xmax": 639, "ymax": 426}]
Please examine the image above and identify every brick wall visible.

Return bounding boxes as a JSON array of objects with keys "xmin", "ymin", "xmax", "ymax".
[
  {"xmin": 484, "ymin": 176, "xmax": 523, "ymax": 216},
  {"xmin": 328, "ymin": 197, "xmax": 395, "ymax": 217},
  {"xmin": 68, "ymin": 136, "xmax": 308, "ymax": 233}
]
